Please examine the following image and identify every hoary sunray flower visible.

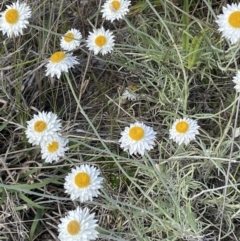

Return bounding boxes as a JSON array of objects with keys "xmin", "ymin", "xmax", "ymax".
[
  {"xmin": 119, "ymin": 122, "xmax": 157, "ymax": 156},
  {"xmin": 40, "ymin": 135, "xmax": 69, "ymax": 163},
  {"xmin": 216, "ymin": 3, "xmax": 240, "ymax": 44},
  {"xmin": 121, "ymin": 85, "xmax": 138, "ymax": 101},
  {"xmin": 232, "ymin": 70, "xmax": 240, "ymax": 92},
  {"xmin": 0, "ymin": 1, "xmax": 31, "ymax": 37},
  {"xmin": 60, "ymin": 28, "xmax": 82, "ymax": 51},
  {"xmin": 58, "ymin": 207, "xmax": 99, "ymax": 241},
  {"xmin": 64, "ymin": 165, "xmax": 103, "ymax": 202},
  {"xmin": 25, "ymin": 111, "xmax": 62, "ymax": 146},
  {"xmin": 101, "ymin": 0, "xmax": 131, "ymax": 22},
  {"xmin": 169, "ymin": 117, "xmax": 199, "ymax": 145},
  {"xmin": 45, "ymin": 51, "xmax": 79, "ymax": 79},
  {"xmin": 86, "ymin": 27, "xmax": 115, "ymax": 55}
]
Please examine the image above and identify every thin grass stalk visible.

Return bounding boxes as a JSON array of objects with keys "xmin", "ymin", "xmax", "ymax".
[
  {"xmin": 182, "ymin": 0, "xmax": 189, "ymax": 53},
  {"xmin": 145, "ymin": 0, "xmax": 188, "ymax": 113},
  {"xmin": 74, "ymin": 0, "xmax": 103, "ymax": 122},
  {"xmin": 218, "ymin": 94, "xmax": 240, "ymax": 241}
]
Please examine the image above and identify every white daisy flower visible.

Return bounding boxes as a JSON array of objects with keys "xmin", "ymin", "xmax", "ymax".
[
  {"xmin": 169, "ymin": 117, "xmax": 199, "ymax": 145},
  {"xmin": 121, "ymin": 85, "xmax": 138, "ymax": 101},
  {"xmin": 101, "ymin": 0, "xmax": 131, "ymax": 22},
  {"xmin": 0, "ymin": 1, "xmax": 31, "ymax": 37},
  {"xmin": 86, "ymin": 27, "xmax": 115, "ymax": 55},
  {"xmin": 64, "ymin": 165, "xmax": 103, "ymax": 202},
  {"xmin": 40, "ymin": 135, "xmax": 69, "ymax": 163},
  {"xmin": 60, "ymin": 28, "xmax": 82, "ymax": 51},
  {"xmin": 232, "ymin": 71, "xmax": 240, "ymax": 92},
  {"xmin": 119, "ymin": 122, "xmax": 157, "ymax": 156},
  {"xmin": 45, "ymin": 51, "xmax": 79, "ymax": 79},
  {"xmin": 216, "ymin": 3, "xmax": 240, "ymax": 44},
  {"xmin": 58, "ymin": 207, "xmax": 99, "ymax": 241},
  {"xmin": 25, "ymin": 111, "xmax": 62, "ymax": 146}
]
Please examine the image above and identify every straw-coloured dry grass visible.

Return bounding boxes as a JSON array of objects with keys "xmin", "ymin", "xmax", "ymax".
[{"xmin": 1, "ymin": 0, "xmax": 240, "ymax": 240}]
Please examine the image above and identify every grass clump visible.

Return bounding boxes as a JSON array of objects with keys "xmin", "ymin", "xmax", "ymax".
[{"xmin": 1, "ymin": 0, "xmax": 240, "ymax": 240}]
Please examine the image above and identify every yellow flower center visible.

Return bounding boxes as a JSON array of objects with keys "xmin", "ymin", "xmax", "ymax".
[
  {"xmin": 175, "ymin": 121, "xmax": 189, "ymax": 133},
  {"xmin": 129, "ymin": 126, "xmax": 145, "ymax": 141},
  {"xmin": 228, "ymin": 11, "xmax": 240, "ymax": 28},
  {"xmin": 5, "ymin": 9, "xmax": 19, "ymax": 24},
  {"xmin": 50, "ymin": 51, "xmax": 66, "ymax": 63},
  {"xmin": 128, "ymin": 85, "xmax": 137, "ymax": 91},
  {"xmin": 47, "ymin": 141, "xmax": 59, "ymax": 153},
  {"xmin": 34, "ymin": 120, "xmax": 47, "ymax": 133},
  {"xmin": 111, "ymin": 1, "xmax": 121, "ymax": 11},
  {"xmin": 74, "ymin": 172, "xmax": 90, "ymax": 188},
  {"xmin": 95, "ymin": 35, "xmax": 107, "ymax": 47},
  {"xmin": 64, "ymin": 32, "xmax": 74, "ymax": 43},
  {"xmin": 67, "ymin": 220, "xmax": 81, "ymax": 235}
]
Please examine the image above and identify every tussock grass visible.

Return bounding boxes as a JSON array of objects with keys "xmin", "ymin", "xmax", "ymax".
[{"xmin": 1, "ymin": 0, "xmax": 240, "ymax": 240}]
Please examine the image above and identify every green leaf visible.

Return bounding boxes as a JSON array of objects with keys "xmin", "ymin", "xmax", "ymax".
[
  {"xmin": 0, "ymin": 188, "xmax": 6, "ymax": 206},
  {"xmin": 19, "ymin": 193, "xmax": 47, "ymax": 209},
  {"xmin": 187, "ymin": 30, "xmax": 206, "ymax": 69},
  {"xmin": 29, "ymin": 208, "xmax": 44, "ymax": 241}
]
